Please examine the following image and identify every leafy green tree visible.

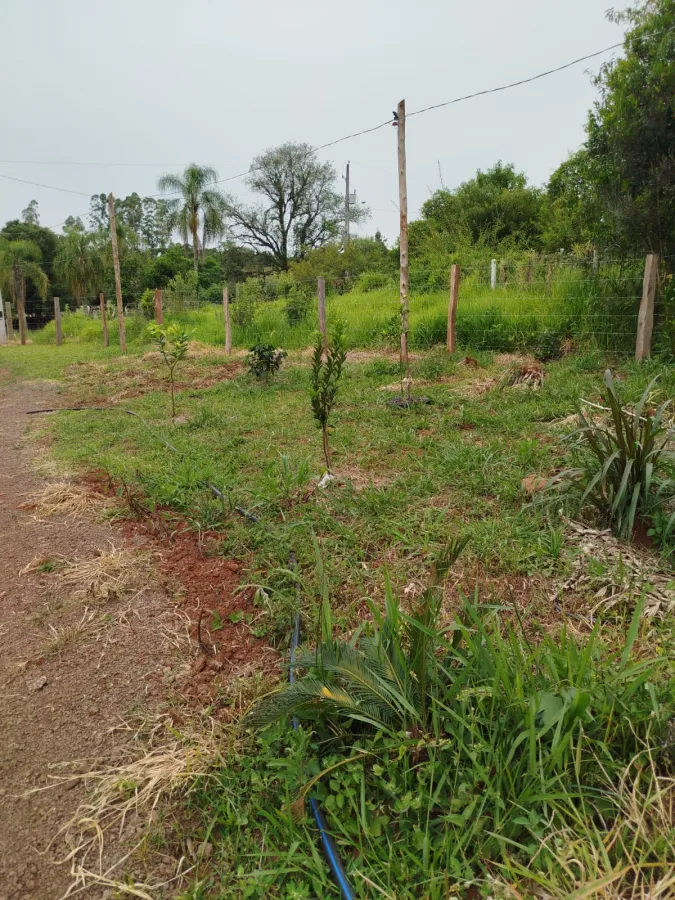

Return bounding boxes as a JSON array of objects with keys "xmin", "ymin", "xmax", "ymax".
[
  {"xmin": 0, "ymin": 239, "xmax": 48, "ymax": 344},
  {"xmin": 21, "ymin": 200, "xmax": 39, "ymax": 225},
  {"xmin": 1, "ymin": 219, "xmax": 61, "ymax": 316},
  {"xmin": 147, "ymin": 323, "xmax": 191, "ymax": 418},
  {"xmin": 422, "ymin": 162, "xmax": 544, "ymax": 247},
  {"xmin": 197, "ymin": 254, "xmax": 224, "ymax": 291},
  {"xmin": 310, "ymin": 322, "xmax": 347, "ymax": 472},
  {"xmin": 228, "ymin": 143, "xmax": 369, "ymax": 270},
  {"xmin": 145, "ymin": 245, "xmax": 192, "ymax": 289},
  {"xmin": 585, "ymin": 1, "xmax": 675, "ymax": 258},
  {"xmin": 539, "ymin": 150, "xmax": 601, "ymax": 252},
  {"xmin": 289, "ymin": 236, "xmax": 392, "ymax": 283},
  {"xmin": 157, "ymin": 165, "xmax": 228, "ymax": 271},
  {"xmin": 54, "ymin": 231, "xmax": 105, "ymax": 306}
]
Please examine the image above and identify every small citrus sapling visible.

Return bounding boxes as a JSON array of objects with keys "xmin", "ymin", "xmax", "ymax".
[
  {"xmin": 147, "ymin": 323, "xmax": 190, "ymax": 419},
  {"xmin": 310, "ymin": 322, "xmax": 347, "ymax": 473},
  {"xmin": 246, "ymin": 343, "xmax": 287, "ymax": 384}
]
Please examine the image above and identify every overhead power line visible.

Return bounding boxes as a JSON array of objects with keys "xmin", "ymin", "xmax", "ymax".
[{"xmin": 5, "ymin": 25, "xmax": 673, "ymax": 216}]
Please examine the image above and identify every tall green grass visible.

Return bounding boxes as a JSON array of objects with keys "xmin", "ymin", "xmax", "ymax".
[{"xmin": 30, "ymin": 263, "xmax": 651, "ymax": 353}]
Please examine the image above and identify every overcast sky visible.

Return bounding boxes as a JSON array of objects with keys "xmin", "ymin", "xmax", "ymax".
[{"xmin": 1, "ymin": 0, "xmax": 627, "ymax": 244}]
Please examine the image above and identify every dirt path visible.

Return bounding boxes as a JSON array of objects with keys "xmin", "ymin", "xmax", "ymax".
[{"xmin": 0, "ymin": 382, "xmax": 186, "ymax": 900}]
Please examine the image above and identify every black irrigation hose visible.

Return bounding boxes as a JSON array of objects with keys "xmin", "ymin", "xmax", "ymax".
[{"xmin": 28, "ymin": 404, "xmax": 355, "ymax": 898}]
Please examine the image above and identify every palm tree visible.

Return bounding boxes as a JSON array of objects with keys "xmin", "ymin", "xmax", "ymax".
[
  {"xmin": 54, "ymin": 231, "xmax": 105, "ymax": 307},
  {"xmin": 157, "ymin": 165, "xmax": 227, "ymax": 271},
  {"xmin": 0, "ymin": 239, "xmax": 48, "ymax": 345}
]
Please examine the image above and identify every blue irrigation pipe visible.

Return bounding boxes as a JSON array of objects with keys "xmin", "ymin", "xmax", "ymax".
[{"xmin": 289, "ymin": 611, "xmax": 356, "ymax": 900}]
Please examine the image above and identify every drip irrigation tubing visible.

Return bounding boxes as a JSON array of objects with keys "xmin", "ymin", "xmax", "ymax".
[{"xmin": 26, "ymin": 403, "xmax": 356, "ymax": 898}]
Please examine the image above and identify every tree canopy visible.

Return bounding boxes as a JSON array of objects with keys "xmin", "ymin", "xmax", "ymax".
[
  {"xmin": 157, "ymin": 165, "xmax": 228, "ymax": 270},
  {"xmin": 228, "ymin": 143, "xmax": 368, "ymax": 270}
]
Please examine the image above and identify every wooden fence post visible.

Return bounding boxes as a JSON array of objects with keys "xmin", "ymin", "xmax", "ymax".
[
  {"xmin": 545, "ymin": 259, "xmax": 554, "ymax": 296},
  {"xmin": 397, "ymin": 98, "xmax": 410, "ymax": 396},
  {"xmin": 490, "ymin": 259, "xmax": 497, "ymax": 290},
  {"xmin": 154, "ymin": 288, "xmax": 163, "ymax": 325},
  {"xmin": 54, "ymin": 297, "xmax": 62, "ymax": 346},
  {"xmin": 4, "ymin": 301, "xmax": 13, "ymax": 341},
  {"xmin": 0, "ymin": 290, "xmax": 6, "ymax": 344},
  {"xmin": 592, "ymin": 247, "xmax": 599, "ymax": 275},
  {"xmin": 447, "ymin": 264, "xmax": 460, "ymax": 353},
  {"xmin": 317, "ymin": 276, "xmax": 327, "ymax": 349},
  {"xmin": 100, "ymin": 293, "xmax": 109, "ymax": 347},
  {"xmin": 223, "ymin": 286, "xmax": 231, "ymax": 355},
  {"xmin": 635, "ymin": 253, "xmax": 659, "ymax": 362},
  {"xmin": 107, "ymin": 193, "xmax": 127, "ymax": 353}
]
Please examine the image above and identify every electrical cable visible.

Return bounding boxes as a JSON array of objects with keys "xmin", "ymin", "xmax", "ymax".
[{"xmin": 7, "ymin": 27, "xmax": 672, "ymax": 205}]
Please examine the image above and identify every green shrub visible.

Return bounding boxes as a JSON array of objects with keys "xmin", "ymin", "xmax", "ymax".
[
  {"xmin": 355, "ymin": 271, "xmax": 392, "ymax": 292},
  {"xmin": 285, "ymin": 284, "xmax": 313, "ymax": 325},
  {"xmin": 246, "ymin": 342, "xmax": 287, "ymax": 384},
  {"xmin": 138, "ymin": 288, "xmax": 155, "ymax": 318},
  {"xmin": 147, "ymin": 322, "xmax": 191, "ymax": 417},
  {"xmin": 546, "ymin": 369, "xmax": 674, "ymax": 540},
  {"xmin": 198, "ymin": 282, "xmax": 225, "ymax": 305}
]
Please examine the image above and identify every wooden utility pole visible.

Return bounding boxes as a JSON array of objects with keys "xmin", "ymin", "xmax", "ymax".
[
  {"xmin": 447, "ymin": 265, "xmax": 460, "ymax": 353},
  {"xmin": 396, "ymin": 99, "xmax": 410, "ymax": 397},
  {"xmin": 317, "ymin": 276, "xmax": 327, "ymax": 350},
  {"xmin": 99, "ymin": 293, "xmax": 109, "ymax": 347},
  {"xmin": 635, "ymin": 253, "xmax": 659, "ymax": 362},
  {"xmin": 107, "ymin": 193, "xmax": 127, "ymax": 353},
  {"xmin": 4, "ymin": 301, "xmax": 13, "ymax": 341},
  {"xmin": 54, "ymin": 297, "xmax": 62, "ymax": 346},
  {"xmin": 223, "ymin": 286, "xmax": 232, "ymax": 354},
  {"xmin": 154, "ymin": 288, "xmax": 163, "ymax": 325},
  {"xmin": 344, "ymin": 161, "xmax": 350, "ymax": 248}
]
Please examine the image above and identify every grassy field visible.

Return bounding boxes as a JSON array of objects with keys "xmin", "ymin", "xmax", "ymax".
[{"xmin": 2, "ymin": 340, "xmax": 673, "ymax": 898}]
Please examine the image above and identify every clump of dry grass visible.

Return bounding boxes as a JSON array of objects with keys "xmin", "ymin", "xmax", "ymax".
[
  {"xmin": 496, "ymin": 758, "xmax": 675, "ymax": 899},
  {"xmin": 59, "ymin": 546, "xmax": 153, "ymax": 604},
  {"xmin": 553, "ymin": 521, "xmax": 675, "ymax": 619},
  {"xmin": 42, "ymin": 716, "xmax": 221, "ymax": 899},
  {"xmin": 40, "ymin": 608, "xmax": 97, "ymax": 658},
  {"xmin": 20, "ymin": 481, "xmax": 111, "ymax": 520},
  {"xmin": 498, "ymin": 362, "xmax": 545, "ymax": 389}
]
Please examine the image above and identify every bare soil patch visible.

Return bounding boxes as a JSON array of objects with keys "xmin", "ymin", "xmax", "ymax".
[{"xmin": 0, "ymin": 383, "xmax": 265, "ymax": 899}]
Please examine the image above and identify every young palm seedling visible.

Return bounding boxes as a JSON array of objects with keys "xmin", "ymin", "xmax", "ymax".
[
  {"xmin": 148, "ymin": 323, "xmax": 190, "ymax": 419},
  {"xmin": 309, "ymin": 322, "xmax": 347, "ymax": 473}
]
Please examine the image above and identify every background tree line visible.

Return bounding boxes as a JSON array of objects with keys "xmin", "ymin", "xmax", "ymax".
[{"xmin": 2, "ymin": 0, "xmax": 673, "ymax": 324}]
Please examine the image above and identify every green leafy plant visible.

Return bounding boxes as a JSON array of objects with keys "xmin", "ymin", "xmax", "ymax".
[
  {"xmin": 547, "ymin": 370, "xmax": 674, "ymax": 540},
  {"xmin": 147, "ymin": 322, "xmax": 191, "ymax": 418},
  {"xmin": 309, "ymin": 322, "xmax": 347, "ymax": 472},
  {"xmin": 245, "ymin": 537, "xmax": 468, "ymax": 736},
  {"xmin": 246, "ymin": 343, "xmax": 287, "ymax": 384}
]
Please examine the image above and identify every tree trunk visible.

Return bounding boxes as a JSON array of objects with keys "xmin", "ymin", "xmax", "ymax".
[
  {"xmin": 192, "ymin": 226, "xmax": 199, "ymax": 272},
  {"xmin": 322, "ymin": 424, "xmax": 332, "ymax": 473}
]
